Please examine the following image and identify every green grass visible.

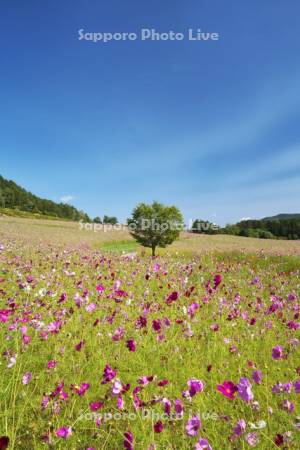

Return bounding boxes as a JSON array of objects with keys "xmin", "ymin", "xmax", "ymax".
[
  {"xmin": 0, "ymin": 219, "xmax": 299, "ymax": 449},
  {"xmin": 100, "ymin": 239, "xmax": 139, "ymax": 253},
  {"xmin": 0, "ymin": 207, "xmax": 69, "ymax": 221}
]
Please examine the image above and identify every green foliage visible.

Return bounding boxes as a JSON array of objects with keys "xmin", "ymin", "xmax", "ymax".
[
  {"xmin": 191, "ymin": 219, "xmax": 220, "ymax": 234},
  {"xmin": 128, "ymin": 201, "xmax": 184, "ymax": 255},
  {"xmin": 0, "ymin": 175, "xmax": 91, "ymax": 222},
  {"xmin": 236, "ymin": 219, "xmax": 300, "ymax": 239},
  {"xmin": 93, "ymin": 216, "xmax": 102, "ymax": 223},
  {"xmin": 216, "ymin": 219, "xmax": 300, "ymax": 240},
  {"xmin": 103, "ymin": 215, "xmax": 118, "ymax": 224}
]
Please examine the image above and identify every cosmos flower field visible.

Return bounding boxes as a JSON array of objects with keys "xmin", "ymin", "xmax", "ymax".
[{"xmin": 0, "ymin": 220, "xmax": 299, "ymax": 449}]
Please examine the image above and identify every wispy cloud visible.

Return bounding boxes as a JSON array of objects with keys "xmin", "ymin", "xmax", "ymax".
[{"xmin": 60, "ymin": 195, "xmax": 75, "ymax": 203}]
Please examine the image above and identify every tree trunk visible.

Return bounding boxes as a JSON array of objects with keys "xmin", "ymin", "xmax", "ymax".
[{"xmin": 151, "ymin": 245, "xmax": 156, "ymax": 257}]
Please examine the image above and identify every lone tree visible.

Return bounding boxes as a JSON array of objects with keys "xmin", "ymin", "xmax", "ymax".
[{"xmin": 128, "ymin": 201, "xmax": 184, "ymax": 256}]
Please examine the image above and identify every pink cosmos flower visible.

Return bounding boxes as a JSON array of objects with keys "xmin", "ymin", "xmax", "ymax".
[
  {"xmin": 22, "ymin": 371, "xmax": 32, "ymax": 385},
  {"xmin": 47, "ymin": 321, "xmax": 62, "ymax": 333},
  {"xmin": 96, "ymin": 284, "xmax": 105, "ymax": 292},
  {"xmin": 7, "ymin": 355, "xmax": 17, "ymax": 369},
  {"xmin": 245, "ymin": 432, "xmax": 259, "ymax": 447},
  {"xmin": 86, "ymin": 303, "xmax": 96, "ymax": 313},
  {"xmin": 90, "ymin": 401, "xmax": 103, "ymax": 411},
  {"xmin": 282, "ymin": 399, "xmax": 294, "ymax": 413},
  {"xmin": 186, "ymin": 416, "xmax": 201, "ymax": 436},
  {"xmin": 138, "ymin": 375, "xmax": 153, "ymax": 385},
  {"xmin": 117, "ymin": 395, "xmax": 124, "ymax": 409},
  {"xmin": 112, "ymin": 379, "xmax": 123, "ymax": 395},
  {"xmin": 195, "ymin": 438, "xmax": 212, "ymax": 450},
  {"xmin": 77, "ymin": 383, "xmax": 90, "ymax": 396},
  {"xmin": 188, "ymin": 379, "xmax": 204, "ymax": 397},
  {"xmin": 237, "ymin": 378, "xmax": 254, "ymax": 403},
  {"xmin": 188, "ymin": 302, "xmax": 199, "ymax": 318},
  {"xmin": 41, "ymin": 395, "xmax": 50, "ymax": 409},
  {"xmin": 252, "ymin": 370, "xmax": 262, "ymax": 385},
  {"xmin": 47, "ymin": 360, "xmax": 57, "ymax": 369},
  {"xmin": 272, "ymin": 345, "xmax": 283, "ymax": 359},
  {"xmin": 95, "ymin": 416, "xmax": 101, "ymax": 427},
  {"xmin": 112, "ymin": 327, "xmax": 125, "ymax": 341},
  {"xmin": 0, "ymin": 310, "xmax": 11, "ymax": 323},
  {"xmin": 56, "ymin": 426, "xmax": 72, "ymax": 439},
  {"xmin": 231, "ymin": 419, "xmax": 246, "ymax": 439},
  {"xmin": 217, "ymin": 380, "xmax": 238, "ymax": 399},
  {"xmin": 22, "ymin": 335, "xmax": 31, "ymax": 345}
]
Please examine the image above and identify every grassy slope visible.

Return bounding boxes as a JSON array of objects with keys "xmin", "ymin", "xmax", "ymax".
[{"xmin": 0, "ymin": 216, "xmax": 300, "ymax": 255}]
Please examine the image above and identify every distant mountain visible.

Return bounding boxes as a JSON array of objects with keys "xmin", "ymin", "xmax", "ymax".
[
  {"xmin": 0, "ymin": 175, "xmax": 90, "ymax": 222},
  {"xmin": 262, "ymin": 213, "xmax": 300, "ymax": 221}
]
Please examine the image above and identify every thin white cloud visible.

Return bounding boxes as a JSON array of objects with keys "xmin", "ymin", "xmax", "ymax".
[{"xmin": 60, "ymin": 195, "xmax": 75, "ymax": 203}]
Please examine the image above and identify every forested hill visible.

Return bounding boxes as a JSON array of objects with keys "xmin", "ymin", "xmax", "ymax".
[
  {"xmin": 262, "ymin": 213, "xmax": 300, "ymax": 221},
  {"xmin": 0, "ymin": 175, "xmax": 90, "ymax": 221}
]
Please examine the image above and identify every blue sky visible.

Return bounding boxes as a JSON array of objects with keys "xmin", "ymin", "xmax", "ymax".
[{"xmin": 1, "ymin": 0, "xmax": 300, "ymax": 225}]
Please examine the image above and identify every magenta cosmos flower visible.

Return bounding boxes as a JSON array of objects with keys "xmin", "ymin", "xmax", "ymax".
[
  {"xmin": 89, "ymin": 401, "xmax": 103, "ymax": 411},
  {"xmin": 214, "ymin": 274, "xmax": 222, "ymax": 289},
  {"xmin": 237, "ymin": 377, "xmax": 254, "ymax": 402},
  {"xmin": 77, "ymin": 383, "xmax": 90, "ymax": 396},
  {"xmin": 217, "ymin": 380, "xmax": 237, "ymax": 399},
  {"xmin": 272, "ymin": 345, "xmax": 283, "ymax": 359},
  {"xmin": 101, "ymin": 364, "xmax": 116, "ymax": 384},
  {"xmin": 166, "ymin": 291, "xmax": 179, "ymax": 305},
  {"xmin": 96, "ymin": 284, "xmax": 105, "ymax": 292},
  {"xmin": 47, "ymin": 360, "xmax": 57, "ymax": 369},
  {"xmin": 186, "ymin": 416, "xmax": 201, "ymax": 436},
  {"xmin": 154, "ymin": 421, "xmax": 164, "ymax": 433},
  {"xmin": 123, "ymin": 431, "xmax": 134, "ymax": 450},
  {"xmin": 126, "ymin": 339, "xmax": 136, "ymax": 352},
  {"xmin": 0, "ymin": 436, "xmax": 9, "ymax": 449},
  {"xmin": 56, "ymin": 426, "xmax": 72, "ymax": 439}
]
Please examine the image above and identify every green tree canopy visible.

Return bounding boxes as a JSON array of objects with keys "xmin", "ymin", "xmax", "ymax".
[{"xmin": 128, "ymin": 201, "xmax": 184, "ymax": 256}]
